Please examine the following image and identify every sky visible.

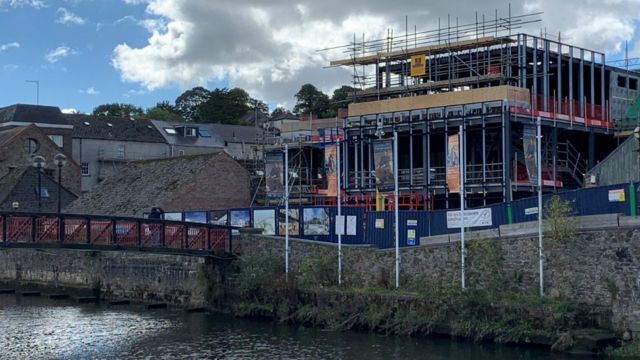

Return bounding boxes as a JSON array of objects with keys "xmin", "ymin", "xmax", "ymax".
[{"xmin": 0, "ymin": 0, "xmax": 639, "ymax": 114}]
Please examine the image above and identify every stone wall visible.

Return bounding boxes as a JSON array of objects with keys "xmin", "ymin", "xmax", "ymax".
[
  {"xmin": 0, "ymin": 248, "xmax": 209, "ymax": 307},
  {"xmin": 236, "ymin": 227, "xmax": 640, "ymax": 331}
]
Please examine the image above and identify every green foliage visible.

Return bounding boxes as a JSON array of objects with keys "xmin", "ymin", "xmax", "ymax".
[
  {"xmin": 175, "ymin": 86, "xmax": 210, "ymax": 121},
  {"xmin": 605, "ymin": 339, "xmax": 640, "ymax": 358},
  {"xmin": 296, "ymin": 251, "xmax": 337, "ymax": 288},
  {"xmin": 270, "ymin": 106, "xmax": 289, "ymax": 118},
  {"xmin": 92, "ymin": 103, "xmax": 143, "ymax": 118},
  {"xmin": 142, "ymin": 106, "xmax": 185, "ymax": 121},
  {"xmin": 293, "ymin": 83, "xmax": 331, "ymax": 117},
  {"xmin": 544, "ymin": 195, "xmax": 577, "ymax": 243},
  {"xmin": 329, "ymin": 85, "xmax": 357, "ymax": 116},
  {"xmin": 466, "ymin": 236, "xmax": 505, "ymax": 292}
]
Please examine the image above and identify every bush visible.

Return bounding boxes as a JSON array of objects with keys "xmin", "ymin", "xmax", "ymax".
[{"xmin": 544, "ymin": 195, "xmax": 577, "ymax": 243}]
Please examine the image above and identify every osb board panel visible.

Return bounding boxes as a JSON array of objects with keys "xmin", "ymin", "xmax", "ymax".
[{"xmin": 347, "ymin": 86, "xmax": 530, "ymax": 116}]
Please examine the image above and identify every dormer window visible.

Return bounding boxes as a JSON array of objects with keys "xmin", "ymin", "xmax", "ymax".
[{"xmin": 185, "ymin": 127, "xmax": 197, "ymax": 137}]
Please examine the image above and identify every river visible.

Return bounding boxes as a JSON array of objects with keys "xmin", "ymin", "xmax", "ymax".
[{"xmin": 0, "ymin": 293, "xmax": 587, "ymax": 359}]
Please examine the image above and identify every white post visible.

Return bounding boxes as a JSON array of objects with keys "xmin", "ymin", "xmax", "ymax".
[
  {"xmin": 393, "ymin": 131, "xmax": 400, "ymax": 289},
  {"xmin": 460, "ymin": 125, "xmax": 466, "ymax": 290},
  {"xmin": 284, "ymin": 143, "xmax": 290, "ymax": 278},
  {"xmin": 337, "ymin": 136, "xmax": 343, "ymax": 285},
  {"xmin": 537, "ymin": 116, "xmax": 544, "ymax": 296}
]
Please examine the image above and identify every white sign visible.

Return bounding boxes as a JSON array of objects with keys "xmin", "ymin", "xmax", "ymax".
[
  {"xmin": 446, "ymin": 208, "xmax": 492, "ymax": 229},
  {"xmin": 375, "ymin": 218, "xmax": 385, "ymax": 229},
  {"xmin": 608, "ymin": 189, "xmax": 625, "ymax": 202},
  {"xmin": 525, "ymin": 207, "xmax": 539, "ymax": 216},
  {"xmin": 335, "ymin": 215, "xmax": 345, "ymax": 235},
  {"xmin": 346, "ymin": 216, "xmax": 357, "ymax": 236},
  {"xmin": 407, "ymin": 219, "xmax": 418, "ymax": 226}
]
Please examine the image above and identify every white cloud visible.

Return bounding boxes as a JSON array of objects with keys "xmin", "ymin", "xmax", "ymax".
[
  {"xmin": 0, "ymin": 41, "xmax": 19, "ymax": 51},
  {"xmin": 61, "ymin": 108, "xmax": 78, "ymax": 114},
  {"xmin": 122, "ymin": 88, "xmax": 146, "ymax": 97},
  {"xmin": 0, "ymin": 0, "xmax": 46, "ymax": 9},
  {"xmin": 80, "ymin": 87, "xmax": 99, "ymax": 95},
  {"xmin": 56, "ymin": 7, "xmax": 86, "ymax": 25},
  {"xmin": 112, "ymin": 0, "xmax": 640, "ymax": 108},
  {"xmin": 45, "ymin": 45, "xmax": 78, "ymax": 63}
]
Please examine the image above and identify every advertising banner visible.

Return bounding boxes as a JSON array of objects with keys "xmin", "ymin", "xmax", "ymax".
[
  {"xmin": 446, "ymin": 208, "xmax": 493, "ymax": 229},
  {"xmin": 446, "ymin": 134, "xmax": 460, "ymax": 193},
  {"xmin": 523, "ymin": 125, "xmax": 538, "ymax": 186},
  {"xmin": 265, "ymin": 152, "xmax": 284, "ymax": 198},
  {"xmin": 373, "ymin": 140, "xmax": 394, "ymax": 189},
  {"xmin": 325, "ymin": 145, "xmax": 338, "ymax": 197},
  {"xmin": 410, "ymin": 54, "xmax": 426, "ymax": 77}
]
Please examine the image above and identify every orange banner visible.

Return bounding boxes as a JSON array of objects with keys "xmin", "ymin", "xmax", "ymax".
[
  {"xmin": 446, "ymin": 134, "xmax": 460, "ymax": 193},
  {"xmin": 325, "ymin": 145, "xmax": 337, "ymax": 197},
  {"xmin": 410, "ymin": 54, "xmax": 426, "ymax": 77}
]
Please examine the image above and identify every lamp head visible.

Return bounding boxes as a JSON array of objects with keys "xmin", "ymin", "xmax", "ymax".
[
  {"xmin": 53, "ymin": 153, "xmax": 67, "ymax": 167},
  {"xmin": 31, "ymin": 155, "xmax": 46, "ymax": 169}
]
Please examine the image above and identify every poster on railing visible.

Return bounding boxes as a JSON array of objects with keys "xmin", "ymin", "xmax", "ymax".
[
  {"xmin": 325, "ymin": 145, "xmax": 338, "ymax": 197},
  {"xmin": 253, "ymin": 209, "xmax": 276, "ymax": 235},
  {"xmin": 303, "ymin": 207, "xmax": 330, "ymax": 235},
  {"xmin": 446, "ymin": 208, "xmax": 492, "ymax": 229},
  {"xmin": 265, "ymin": 152, "xmax": 284, "ymax": 198},
  {"xmin": 373, "ymin": 140, "xmax": 394, "ymax": 189},
  {"xmin": 278, "ymin": 208, "xmax": 299, "ymax": 236},
  {"xmin": 229, "ymin": 210, "xmax": 251, "ymax": 228},
  {"xmin": 446, "ymin": 134, "xmax": 460, "ymax": 193},
  {"xmin": 523, "ymin": 125, "xmax": 538, "ymax": 187}
]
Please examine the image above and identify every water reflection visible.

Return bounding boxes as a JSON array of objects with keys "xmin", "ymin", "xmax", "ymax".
[{"xmin": 0, "ymin": 294, "xmax": 582, "ymax": 359}]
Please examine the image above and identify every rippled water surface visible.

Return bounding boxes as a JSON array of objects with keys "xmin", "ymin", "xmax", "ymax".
[{"xmin": 0, "ymin": 294, "xmax": 581, "ymax": 359}]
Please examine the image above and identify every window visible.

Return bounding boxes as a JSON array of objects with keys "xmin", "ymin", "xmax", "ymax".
[
  {"xmin": 630, "ymin": 78, "xmax": 638, "ymax": 91},
  {"xmin": 35, "ymin": 187, "xmax": 49, "ymax": 198},
  {"xmin": 81, "ymin": 162, "xmax": 90, "ymax": 176},
  {"xmin": 164, "ymin": 128, "xmax": 177, "ymax": 135},
  {"xmin": 198, "ymin": 129, "xmax": 211, "ymax": 137},
  {"xmin": 117, "ymin": 144, "xmax": 125, "ymax": 159},
  {"xmin": 23, "ymin": 138, "xmax": 38, "ymax": 155},
  {"xmin": 48, "ymin": 135, "xmax": 63, "ymax": 148},
  {"xmin": 185, "ymin": 127, "xmax": 197, "ymax": 137},
  {"xmin": 618, "ymin": 75, "xmax": 627, "ymax": 88},
  {"xmin": 178, "ymin": 150, "xmax": 185, "ymax": 156}
]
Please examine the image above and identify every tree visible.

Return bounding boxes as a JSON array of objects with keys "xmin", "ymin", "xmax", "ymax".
[
  {"xmin": 270, "ymin": 106, "xmax": 288, "ymax": 118},
  {"xmin": 92, "ymin": 103, "xmax": 143, "ymax": 118},
  {"xmin": 330, "ymin": 85, "xmax": 357, "ymax": 116},
  {"xmin": 195, "ymin": 87, "xmax": 251, "ymax": 124},
  {"xmin": 174, "ymin": 86, "xmax": 210, "ymax": 121},
  {"xmin": 142, "ymin": 106, "xmax": 185, "ymax": 121},
  {"xmin": 293, "ymin": 83, "xmax": 331, "ymax": 118}
]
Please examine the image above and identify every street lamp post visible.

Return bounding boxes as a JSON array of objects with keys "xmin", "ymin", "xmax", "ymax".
[
  {"xmin": 31, "ymin": 155, "xmax": 46, "ymax": 212},
  {"xmin": 54, "ymin": 154, "xmax": 67, "ymax": 214}
]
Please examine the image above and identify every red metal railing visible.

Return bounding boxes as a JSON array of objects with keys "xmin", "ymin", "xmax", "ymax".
[
  {"xmin": 315, "ymin": 192, "xmax": 432, "ymax": 211},
  {"xmin": 0, "ymin": 212, "xmax": 233, "ymax": 254},
  {"xmin": 510, "ymin": 95, "xmax": 614, "ymax": 129}
]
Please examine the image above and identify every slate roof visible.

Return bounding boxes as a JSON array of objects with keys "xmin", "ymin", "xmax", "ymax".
[
  {"xmin": 269, "ymin": 112, "xmax": 299, "ymax": 122},
  {"xmin": 150, "ymin": 120, "xmax": 225, "ymax": 148},
  {"xmin": 0, "ymin": 127, "xmax": 21, "ymax": 146},
  {"xmin": 207, "ymin": 123, "xmax": 264, "ymax": 144},
  {"xmin": 66, "ymin": 152, "xmax": 230, "ymax": 216},
  {"xmin": 0, "ymin": 167, "xmax": 78, "ymax": 212},
  {"xmin": 0, "ymin": 104, "xmax": 69, "ymax": 126},
  {"xmin": 67, "ymin": 114, "xmax": 166, "ymax": 143}
]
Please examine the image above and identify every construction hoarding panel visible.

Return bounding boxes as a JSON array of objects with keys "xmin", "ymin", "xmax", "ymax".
[
  {"xmin": 446, "ymin": 134, "xmax": 460, "ymax": 193},
  {"xmin": 325, "ymin": 145, "xmax": 338, "ymax": 197},
  {"xmin": 410, "ymin": 54, "xmax": 426, "ymax": 77},
  {"xmin": 265, "ymin": 152, "xmax": 284, "ymax": 198},
  {"xmin": 373, "ymin": 140, "xmax": 394, "ymax": 190},
  {"xmin": 523, "ymin": 125, "xmax": 538, "ymax": 186}
]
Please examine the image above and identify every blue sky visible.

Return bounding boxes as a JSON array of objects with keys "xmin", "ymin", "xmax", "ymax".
[
  {"xmin": 0, "ymin": 1, "xmax": 638, "ymax": 115},
  {"xmin": 0, "ymin": 0, "xmax": 226, "ymax": 113}
]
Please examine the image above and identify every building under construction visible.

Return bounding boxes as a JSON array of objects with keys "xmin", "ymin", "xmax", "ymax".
[{"xmin": 270, "ymin": 11, "xmax": 640, "ymax": 210}]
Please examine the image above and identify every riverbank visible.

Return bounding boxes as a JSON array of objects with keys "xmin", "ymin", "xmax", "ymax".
[{"xmin": 202, "ymin": 252, "xmax": 622, "ymax": 355}]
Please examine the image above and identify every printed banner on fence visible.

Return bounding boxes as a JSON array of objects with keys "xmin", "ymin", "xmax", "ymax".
[
  {"xmin": 523, "ymin": 125, "xmax": 538, "ymax": 186},
  {"xmin": 446, "ymin": 134, "xmax": 460, "ymax": 193},
  {"xmin": 608, "ymin": 189, "xmax": 626, "ymax": 202},
  {"xmin": 373, "ymin": 140, "xmax": 394, "ymax": 188},
  {"xmin": 446, "ymin": 208, "xmax": 493, "ymax": 229},
  {"xmin": 410, "ymin": 54, "xmax": 426, "ymax": 77},
  {"xmin": 265, "ymin": 152, "xmax": 284, "ymax": 198},
  {"xmin": 325, "ymin": 145, "xmax": 338, "ymax": 197}
]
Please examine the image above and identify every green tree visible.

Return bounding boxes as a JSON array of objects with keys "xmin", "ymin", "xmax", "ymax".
[
  {"xmin": 142, "ymin": 106, "xmax": 185, "ymax": 121},
  {"xmin": 92, "ymin": 103, "xmax": 144, "ymax": 118},
  {"xmin": 270, "ymin": 106, "xmax": 289, "ymax": 118},
  {"xmin": 330, "ymin": 85, "xmax": 357, "ymax": 116},
  {"xmin": 195, "ymin": 87, "xmax": 251, "ymax": 124},
  {"xmin": 293, "ymin": 83, "xmax": 331, "ymax": 117},
  {"xmin": 174, "ymin": 86, "xmax": 210, "ymax": 121}
]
